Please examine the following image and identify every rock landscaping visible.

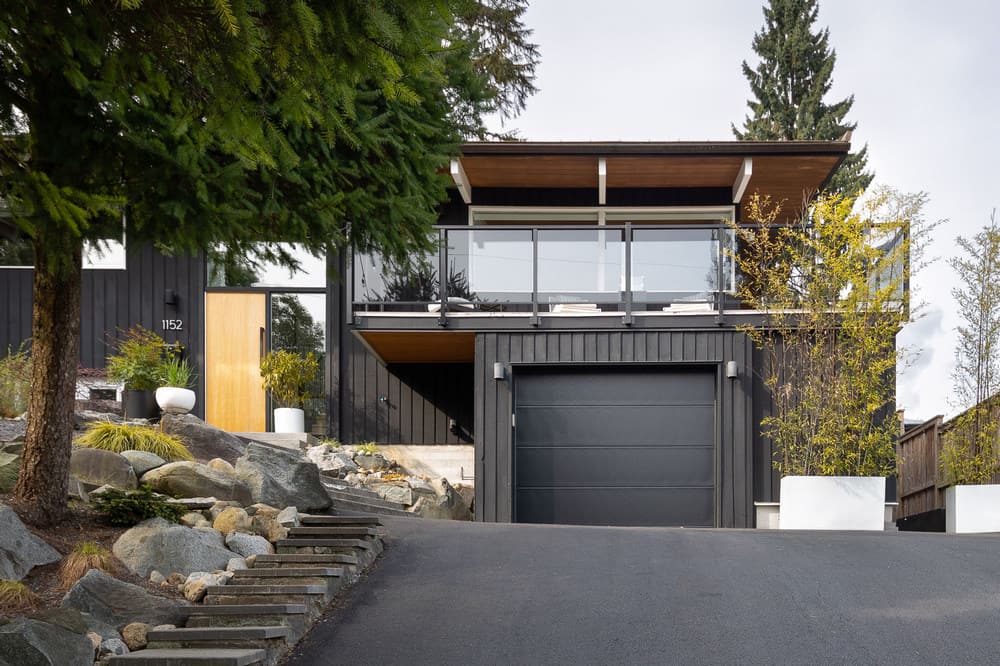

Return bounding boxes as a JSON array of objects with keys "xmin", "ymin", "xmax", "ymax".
[
  {"xmin": 307, "ymin": 442, "xmax": 473, "ymax": 520},
  {"xmin": 0, "ymin": 405, "xmax": 475, "ymax": 665}
]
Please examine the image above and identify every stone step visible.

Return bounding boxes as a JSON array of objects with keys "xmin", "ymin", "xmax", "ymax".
[
  {"xmin": 287, "ymin": 526, "xmax": 378, "ymax": 538},
  {"xmin": 203, "ymin": 584, "xmax": 331, "ymax": 610},
  {"xmin": 275, "ymin": 538, "xmax": 372, "ymax": 550},
  {"xmin": 109, "ymin": 648, "xmax": 266, "ymax": 666},
  {"xmin": 300, "ymin": 514, "xmax": 383, "ymax": 526},
  {"xmin": 146, "ymin": 627, "xmax": 291, "ymax": 666},
  {"xmin": 328, "ymin": 495, "xmax": 417, "ymax": 518},
  {"xmin": 325, "ymin": 484, "xmax": 410, "ymax": 509},
  {"xmin": 254, "ymin": 553, "xmax": 359, "ymax": 567},
  {"xmin": 233, "ymin": 567, "xmax": 345, "ymax": 591},
  {"xmin": 323, "ymin": 483, "xmax": 386, "ymax": 502},
  {"xmin": 181, "ymin": 605, "xmax": 309, "ymax": 636}
]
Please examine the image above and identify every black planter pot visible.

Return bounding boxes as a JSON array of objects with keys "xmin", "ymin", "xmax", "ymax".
[{"xmin": 123, "ymin": 389, "xmax": 158, "ymax": 420}]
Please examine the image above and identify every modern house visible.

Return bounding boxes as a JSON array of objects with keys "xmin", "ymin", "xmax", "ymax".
[{"xmin": 0, "ymin": 139, "xmax": 853, "ymax": 528}]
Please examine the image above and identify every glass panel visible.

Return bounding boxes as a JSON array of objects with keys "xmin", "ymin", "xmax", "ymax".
[
  {"xmin": 270, "ymin": 292, "xmax": 326, "ymax": 435},
  {"xmin": 447, "ymin": 229, "xmax": 533, "ymax": 304},
  {"xmin": 208, "ymin": 243, "xmax": 325, "ymax": 288},
  {"xmin": 0, "ymin": 235, "xmax": 127, "ymax": 269},
  {"xmin": 631, "ymin": 228, "xmax": 733, "ymax": 304},
  {"xmin": 606, "ymin": 209, "xmax": 733, "ymax": 224},
  {"xmin": 537, "ymin": 228, "xmax": 623, "ymax": 306},
  {"xmin": 353, "ymin": 242, "xmax": 440, "ymax": 307}
]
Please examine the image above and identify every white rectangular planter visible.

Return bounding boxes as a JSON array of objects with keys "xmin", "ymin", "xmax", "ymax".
[
  {"xmin": 779, "ymin": 476, "xmax": 886, "ymax": 531},
  {"xmin": 945, "ymin": 484, "xmax": 1000, "ymax": 534}
]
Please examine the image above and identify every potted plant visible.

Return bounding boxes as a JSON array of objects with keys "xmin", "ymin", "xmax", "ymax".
[
  {"xmin": 260, "ymin": 349, "xmax": 319, "ymax": 433},
  {"xmin": 732, "ymin": 190, "xmax": 920, "ymax": 530},
  {"xmin": 106, "ymin": 326, "xmax": 167, "ymax": 420},
  {"xmin": 155, "ymin": 356, "xmax": 197, "ymax": 415}
]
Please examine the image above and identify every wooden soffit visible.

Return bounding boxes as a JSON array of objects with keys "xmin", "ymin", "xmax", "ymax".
[{"xmin": 357, "ymin": 331, "xmax": 475, "ymax": 364}]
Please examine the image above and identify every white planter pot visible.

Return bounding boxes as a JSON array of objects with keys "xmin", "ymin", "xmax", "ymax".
[
  {"xmin": 273, "ymin": 407, "xmax": 305, "ymax": 433},
  {"xmin": 779, "ymin": 476, "xmax": 886, "ymax": 531},
  {"xmin": 945, "ymin": 484, "xmax": 1000, "ymax": 533},
  {"xmin": 155, "ymin": 387, "xmax": 196, "ymax": 415}
]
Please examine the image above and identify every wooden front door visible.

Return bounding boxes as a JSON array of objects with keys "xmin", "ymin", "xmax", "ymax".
[{"xmin": 205, "ymin": 292, "xmax": 266, "ymax": 432}]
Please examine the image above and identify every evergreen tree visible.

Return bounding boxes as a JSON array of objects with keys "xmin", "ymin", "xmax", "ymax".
[
  {"xmin": 734, "ymin": 0, "xmax": 873, "ymax": 197},
  {"xmin": 0, "ymin": 1, "xmax": 537, "ymax": 524}
]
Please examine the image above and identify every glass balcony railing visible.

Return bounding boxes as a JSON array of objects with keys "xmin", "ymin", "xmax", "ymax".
[{"xmin": 352, "ymin": 224, "xmax": 736, "ymax": 317}]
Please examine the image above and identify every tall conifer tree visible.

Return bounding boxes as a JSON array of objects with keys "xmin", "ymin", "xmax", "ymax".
[{"xmin": 734, "ymin": 0, "xmax": 872, "ymax": 197}]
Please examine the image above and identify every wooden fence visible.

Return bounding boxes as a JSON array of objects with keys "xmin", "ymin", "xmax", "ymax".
[{"xmin": 896, "ymin": 416, "xmax": 943, "ymax": 520}]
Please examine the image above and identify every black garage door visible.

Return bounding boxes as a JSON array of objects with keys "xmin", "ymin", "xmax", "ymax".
[{"xmin": 514, "ymin": 366, "xmax": 715, "ymax": 527}]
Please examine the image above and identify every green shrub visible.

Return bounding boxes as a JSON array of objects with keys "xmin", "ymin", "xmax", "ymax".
[
  {"xmin": 357, "ymin": 441, "xmax": 378, "ymax": 456},
  {"xmin": 90, "ymin": 486, "xmax": 187, "ymax": 526},
  {"xmin": 161, "ymin": 356, "xmax": 196, "ymax": 389},
  {"xmin": 106, "ymin": 326, "xmax": 167, "ymax": 391},
  {"xmin": 77, "ymin": 422, "xmax": 193, "ymax": 461},
  {"xmin": 0, "ymin": 344, "xmax": 31, "ymax": 418},
  {"xmin": 260, "ymin": 350, "xmax": 319, "ymax": 408}
]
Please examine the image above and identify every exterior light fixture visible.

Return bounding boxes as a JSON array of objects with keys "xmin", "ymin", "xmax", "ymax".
[
  {"xmin": 493, "ymin": 362, "xmax": 506, "ymax": 381},
  {"xmin": 725, "ymin": 361, "xmax": 739, "ymax": 379}
]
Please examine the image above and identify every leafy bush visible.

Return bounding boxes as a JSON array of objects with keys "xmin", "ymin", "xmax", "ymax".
[
  {"xmin": 90, "ymin": 486, "xmax": 187, "ymax": 526},
  {"xmin": 0, "ymin": 580, "xmax": 39, "ymax": 608},
  {"xmin": 59, "ymin": 541, "xmax": 119, "ymax": 589},
  {"xmin": 77, "ymin": 422, "xmax": 193, "ymax": 461},
  {"xmin": 260, "ymin": 350, "xmax": 319, "ymax": 408},
  {"xmin": 0, "ymin": 344, "xmax": 31, "ymax": 418},
  {"xmin": 106, "ymin": 326, "xmax": 167, "ymax": 391},
  {"xmin": 161, "ymin": 356, "xmax": 196, "ymax": 389},
  {"xmin": 357, "ymin": 441, "xmax": 378, "ymax": 456}
]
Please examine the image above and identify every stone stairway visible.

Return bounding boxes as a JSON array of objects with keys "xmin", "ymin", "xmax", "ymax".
[
  {"xmin": 109, "ymin": 513, "xmax": 384, "ymax": 666},
  {"xmin": 323, "ymin": 481, "xmax": 418, "ymax": 519}
]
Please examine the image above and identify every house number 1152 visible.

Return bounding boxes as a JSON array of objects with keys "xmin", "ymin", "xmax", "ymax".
[{"xmin": 162, "ymin": 319, "xmax": 184, "ymax": 331}]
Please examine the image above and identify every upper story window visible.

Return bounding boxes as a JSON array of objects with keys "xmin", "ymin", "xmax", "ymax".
[
  {"xmin": 0, "ymin": 235, "xmax": 126, "ymax": 269},
  {"xmin": 207, "ymin": 243, "xmax": 326, "ymax": 288}
]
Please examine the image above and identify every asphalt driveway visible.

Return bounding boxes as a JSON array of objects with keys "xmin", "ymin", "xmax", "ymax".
[{"xmin": 285, "ymin": 519, "xmax": 1000, "ymax": 665}]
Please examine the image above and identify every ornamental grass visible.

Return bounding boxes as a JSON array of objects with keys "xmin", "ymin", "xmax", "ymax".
[{"xmin": 76, "ymin": 422, "xmax": 193, "ymax": 461}]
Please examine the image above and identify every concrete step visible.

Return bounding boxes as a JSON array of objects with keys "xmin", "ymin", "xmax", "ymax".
[
  {"xmin": 181, "ymin": 605, "xmax": 309, "ymax": 639},
  {"xmin": 328, "ymin": 494, "xmax": 417, "ymax": 518},
  {"xmin": 146, "ymin": 627, "xmax": 291, "ymax": 666},
  {"xmin": 254, "ymin": 553, "xmax": 358, "ymax": 567},
  {"xmin": 326, "ymin": 488, "xmax": 409, "ymax": 512},
  {"xmin": 300, "ymin": 514, "xmax": 382, "ymax": 526},
  {"xmin": 109, "ymin": 648, "xmax": 266, "ymax": 666},
  {"xmin": 287, "ymin": 526, "xmax": 378, "ymax": 538}
]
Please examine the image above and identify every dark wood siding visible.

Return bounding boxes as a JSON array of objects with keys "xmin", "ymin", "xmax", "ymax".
[
  {"xmin": 338, "ymin": 335, "xmax": 473, "ymax": 445},
  {"xmin": 474, "ymin": 330, "xmax": 760, "ymax": 527},
  {"xmin": 0, "ymin": 245, "xmax": 206, "ymax": 417}
]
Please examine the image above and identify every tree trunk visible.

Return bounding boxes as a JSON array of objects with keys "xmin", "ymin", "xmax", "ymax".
[{"xmin": 13, "ymin": 241, "xmax": 82, "ymax": 526}]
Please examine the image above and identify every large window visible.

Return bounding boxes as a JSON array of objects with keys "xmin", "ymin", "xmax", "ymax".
[
  {"xmin": 207, "ymin": 243, "xmax": 327, "ymax": 288},
  {"xmin": 0, "ymin": 235, "xmax": 127, "ymax": 269}
]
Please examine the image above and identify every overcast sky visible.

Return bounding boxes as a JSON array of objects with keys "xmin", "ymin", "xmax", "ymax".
[{"xmin": 486, "ymin": 0, "xmax": 1000, "ymax": 422}]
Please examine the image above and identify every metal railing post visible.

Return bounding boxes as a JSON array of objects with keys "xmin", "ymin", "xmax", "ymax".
[
  {"xmin": 716, "ymin": 224, "xmax": 725, "ymax": 324},
  {"xmin": 531, "ymin": 228, "xmax": 539, "ymax": 326},
  {"xmin": 623, "ymin": 223, "xmax": 633, "ymax": 326},
  {"xmin": 438, "ymin": 228, "xmax": 448, "ymax": 327}
]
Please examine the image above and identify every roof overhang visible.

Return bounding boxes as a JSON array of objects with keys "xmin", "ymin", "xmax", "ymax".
[
  {"xmin": 451, "ymin": 141, "xmax": 849, "ymax": 223},
  {"xmin": 356, "ymin": 330, "xmax": 475, "ymax": 364}
]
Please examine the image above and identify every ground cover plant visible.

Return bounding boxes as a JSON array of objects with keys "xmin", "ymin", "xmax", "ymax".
[
  {"xmin": 90, "ymin": 486, "xmax": 187, "ymax": 527},
  {"xmin": 76, "ymin": 422, "xmax": 192, "ymax": 461}
]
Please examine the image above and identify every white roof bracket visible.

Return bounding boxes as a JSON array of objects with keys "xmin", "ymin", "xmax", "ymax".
[
  {"xmin": 598, "ymin": 157, "xmax": 607, "ymax": 205},
  {"xmin": 451, "ymin": 158, "xmax": 472, "ymax": 204},
  {"xmin": 732, "ymin": 157, "xmax": 753, "ymax": 204}
]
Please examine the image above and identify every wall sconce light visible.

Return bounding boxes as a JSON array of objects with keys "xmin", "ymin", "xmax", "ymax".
[
  {"xmin": 725, "ymin": 361, "xmax": 739, "ymax": 379},
  {"xmin": 493, "ymin": 362, "xmax": 506, "ymax": 381},
  {"xmin": 164, "ymin": 289, "xmax": 178, "ymax": 306}
]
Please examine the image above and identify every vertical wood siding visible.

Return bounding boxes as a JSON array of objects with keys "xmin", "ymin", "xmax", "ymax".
[
  {"xmin": 340, "ymin": 336, "xmax": 473, "ymax": 445},
  {"xmin": 474, "ymin": 330, "xmax": 760, "ymax": 527},
  {"xmin": 0, "ymin": 245, "xmax": 206, "ymax": 417}
]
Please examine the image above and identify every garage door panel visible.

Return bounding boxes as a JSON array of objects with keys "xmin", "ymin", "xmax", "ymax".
[
  {"xmin": 516, "ymin": 488, "xmax": 715, "ymax": 527},
  {"xmin": 516, "ymin": 369, "xmax": 714, "ymax": 405},
  {"xmin": 516, "ymin": 446, "xmax": 714, "ymax": 487},
  {"xmin": 516, "ymin": 405, "xmax": 714, "ymax": 446}
]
